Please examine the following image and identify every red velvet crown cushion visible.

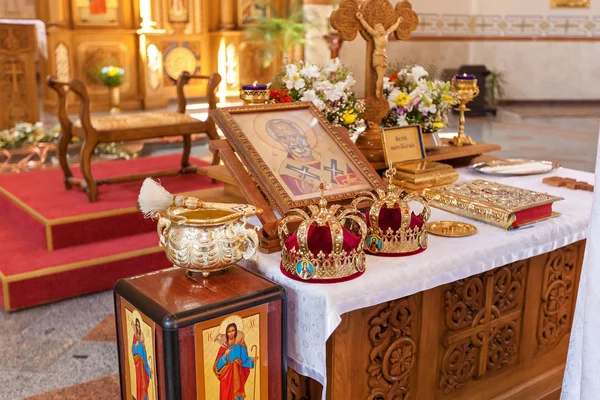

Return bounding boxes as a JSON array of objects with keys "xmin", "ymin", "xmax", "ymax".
[
  {"xmin": 365, "ymin": 205, "xmax": 426, "ymax": 257},
  {"xmin": 284, "ymin": 223, "xmax": 361, "ymax": 254},
  {"xmin": 374, "ymin": 204, "xmax": 425, "ymax": 232},
  {"xmin": 280, "ymin": 223, "xmax": 364, "ymax": 284}
]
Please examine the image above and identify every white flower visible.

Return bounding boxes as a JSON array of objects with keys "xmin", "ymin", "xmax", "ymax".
[
  {"xmin": 386, "ymin": 88, "xmax": 402, "ymax": 109},
  {"xmin": 285, "ymin": 64, "xmax": 306, "ymax": 90},
  {"xmin": 300, "ymin": 64, "xmax": 320, "ymax": 79},
  {"xmin": 397, "ymin": 115, "xmax": 408, "ymax": 126},
  {"xmin": 324, "ymin": 58, "xmax": 341, "ymax": 74},
  {"xmin": 383, "ymin": 76, "xmax": 394, "ymax": 92},
  {"xmin": 410, "ymin": 65, "xmax": 428, "ymax": 81},
  {"xmin": 343, "ymin": 75, "xmax": 356, "ymax": 91},
  {"xmin": 314, "ymin": 80, "xmax": 332, "ymax": 92},
  {"xmin": 285, "ymin": 63, "xmax": 299, "ymax": 78},
  {"xmin": 300, "ymin": 90, "xmax": 318, "ymax": 102},
  {"xmin": 325, "ymin": 86, "xmax": 343, "ymax": 102},
  {"xmin": 312, "ymin": 98, "xmax": 326, "ymax": 111}
]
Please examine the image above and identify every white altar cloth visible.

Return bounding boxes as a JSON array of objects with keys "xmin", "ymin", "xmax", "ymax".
[
  {"xmin": 243, "ymin": 166, "xmax": 595, "ymax": 395},
  {"xmin": 561, "ymin": 136, "xmax": 600, "ymax": 400}
]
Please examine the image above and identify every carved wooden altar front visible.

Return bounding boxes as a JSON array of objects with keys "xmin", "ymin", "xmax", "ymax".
[
  {"xmin": 288, "ymin": 241, "xmax": 585, "ymax": 399},
  {"xmin": 0, "ymin": 23, "xmax": 38, "ymax": 129}
]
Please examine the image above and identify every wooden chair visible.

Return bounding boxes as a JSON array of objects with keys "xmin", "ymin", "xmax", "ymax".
[{"xmin": 47, "ymin": 72, "xmax": 221, "ymax": 202}]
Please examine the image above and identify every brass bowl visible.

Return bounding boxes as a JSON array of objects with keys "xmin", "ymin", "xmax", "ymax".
[
  {"xmin": 426, "ymin": 221, "xmax": 477, "ymax": 237},
  {"xmin": 156, "ymin": 203, "xmax": 259, "ymax": 277}
]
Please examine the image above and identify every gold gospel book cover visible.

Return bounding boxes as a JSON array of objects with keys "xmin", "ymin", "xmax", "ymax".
[{"xmin": 424, "ymin": 180, "xmax": 563, "ymax": 229}]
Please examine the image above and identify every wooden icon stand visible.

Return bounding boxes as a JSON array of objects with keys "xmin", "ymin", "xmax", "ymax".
[{"xmin": 209, "ymin": 139, "xmax": 282, "ymax": 253}]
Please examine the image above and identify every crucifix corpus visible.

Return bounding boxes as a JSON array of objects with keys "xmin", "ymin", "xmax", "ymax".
[{"xmin": 331, "ymin": 0, "xmax": 419, "ymax": 168}]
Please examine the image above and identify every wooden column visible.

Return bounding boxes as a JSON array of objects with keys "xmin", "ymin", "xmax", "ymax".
[{"xmin": 219, "ymin": 0, "xmax": 236, "ymax": 30}]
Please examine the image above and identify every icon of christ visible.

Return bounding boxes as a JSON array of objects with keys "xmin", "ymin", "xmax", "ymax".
[
  {"xmin": 265, "ymin": 119, "xmax": 362, "ymax": 196},
  {"xmin": 213, "ymin": 323, "xmax": 258, "ymax": 400}
]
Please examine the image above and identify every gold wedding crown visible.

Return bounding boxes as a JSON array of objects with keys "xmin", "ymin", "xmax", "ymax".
[
  {"xmin": 352, "ymin": 166, "xmax": 431, "ymax": 256},
  {"xmin": 279, "ymin": 182, "xmax": 368, "ymax": 282}
]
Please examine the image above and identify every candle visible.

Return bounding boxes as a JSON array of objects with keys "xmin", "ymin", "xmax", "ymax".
[
  {"xmin": 140, "ymin": 0, "xmax": 151, "ymax": 22},
  {"xmin": 455, "ymin": 73, "xmax": 476, "ymax": 80},
  {"xmin": 242, "ymin": 81, "xmax": 268, "ymax": 90}
]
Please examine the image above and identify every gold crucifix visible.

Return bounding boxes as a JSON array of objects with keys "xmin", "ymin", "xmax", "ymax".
[{"xmin": 331, "ymin": 0, "xmax": 419, "ymax": 167}]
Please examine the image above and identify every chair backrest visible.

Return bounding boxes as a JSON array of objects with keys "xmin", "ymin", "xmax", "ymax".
[
  {"xmin": 176, "ymin": 72, "xmax": 222, "ymax": 114},
  {"xmin": 67, "ymin": 78, "xmax": 94, "ymax": 134},
  {"xmin": 46, "ymin": 76, "xmax": 72, "ymax": 134}
]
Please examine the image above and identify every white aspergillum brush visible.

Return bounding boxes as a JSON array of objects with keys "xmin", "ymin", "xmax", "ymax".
[{"xmin": 138, "ymin": 178, "xmax": 175, "ymax": 218}]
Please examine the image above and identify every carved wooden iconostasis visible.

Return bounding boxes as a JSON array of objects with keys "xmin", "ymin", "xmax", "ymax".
[{"xmin": 37, "ymin": 0, "xmax": 286, "ymax": 114}]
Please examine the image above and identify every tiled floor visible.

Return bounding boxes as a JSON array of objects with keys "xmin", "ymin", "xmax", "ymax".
[{"xmin": 0, "ymin": 106, "xmax": 599, "ymax": 399}]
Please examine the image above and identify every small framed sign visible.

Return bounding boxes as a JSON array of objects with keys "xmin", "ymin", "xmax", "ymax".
[{"xmin": 381, "ymin": 125, "xmax": 426, "ymax": 166}]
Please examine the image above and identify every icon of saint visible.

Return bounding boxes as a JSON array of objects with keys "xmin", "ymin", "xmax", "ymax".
[
  {"xmin": 131, "ymin": 318, "xmax": 153, "ymax": 400},
  {"xmin": 266, "ymin": 119, "xmax": 360, "ymax": 196},
  {"xmin": 213, "ymin": 323, "xmax": 258, "ymax": 400}
]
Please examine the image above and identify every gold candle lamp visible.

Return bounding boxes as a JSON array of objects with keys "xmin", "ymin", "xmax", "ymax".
[
  {"xmin": 240, "ymin": 82, "xmax": 270, "ymax": 105},
  {"xmin": 450, "ymin": 74, "xmax": 480, "ymax": 147}
]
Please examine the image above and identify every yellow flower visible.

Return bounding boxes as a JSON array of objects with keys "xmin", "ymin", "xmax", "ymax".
[
  {"xmin": 342, "ymin": 110, "xmax": 357, "ymax": 125},
  {"xmin": 394, "ymin": 93, "xmax": 410, "ymax": 107},
  {"xmin": 108, "ymin": 67, "xmax": 118, "ymax": 77},
  {"xmin": 433, "ymin": 121, "xmax": 444, "ymax": 129},
  {"xmin": 443, "ymin": 94, "xmax": 454, "ymax": 101}
]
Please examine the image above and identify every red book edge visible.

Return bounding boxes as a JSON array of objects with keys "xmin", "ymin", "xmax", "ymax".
[{"xmin": 512, "ymin": 203, "xmax": 554, "ymax": 229}]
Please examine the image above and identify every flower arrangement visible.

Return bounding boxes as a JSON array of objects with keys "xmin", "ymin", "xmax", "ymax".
[
  {"xmin": 99, "ymin": 66, "xmax": 125, "ymax": 88},
  {"xmin": 0, "ymin": 122, "xmax": 135, "ymax": 160},
  {"xmin": 382, "ymin": 65, "xmax": 457, "ymax": 133},
  {"xmin": 0, "ymin": 122, "xmax": 61, "ymax": 150},
  {"xmin": 269, "ymin": 58, "xmax": 365, "ymax": 135}
]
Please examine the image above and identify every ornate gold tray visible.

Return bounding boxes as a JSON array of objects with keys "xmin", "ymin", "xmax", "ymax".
[
  {"xmin": 426, "ymin": 221, "xmax": 478, "ymax": 237},
  {"xmin": 472, "ymin": 159, "xmax": 560, "ymax": 176}
]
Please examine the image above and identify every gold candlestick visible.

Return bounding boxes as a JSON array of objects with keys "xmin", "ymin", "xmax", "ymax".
[{"xmin": 450, "ymin": 76, "xmax": 479, "ymax": 147}]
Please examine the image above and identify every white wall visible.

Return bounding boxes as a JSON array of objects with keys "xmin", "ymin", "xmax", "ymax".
[{"xmin": 307, "ymin": 0, "xmax": 600, "ymax": 100}]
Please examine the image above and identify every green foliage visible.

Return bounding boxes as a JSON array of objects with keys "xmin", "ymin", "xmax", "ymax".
[
  {"xmin": 244, "ymin": 0, "xmax": 307, "ymax": 68},
  {"xmin": 486, "ymin": 69, "xmax": 507, "ymax": 105}
]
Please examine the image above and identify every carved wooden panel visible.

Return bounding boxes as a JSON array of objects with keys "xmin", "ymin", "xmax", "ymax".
[
  {"xmin": 0, "ymin": 24, "xmax": 38, "ymax": 129},
  {"xmin": 537, "ymin": 244, "xmax": 578, "ymax": 353},
  {"xmin": 367, "ymin": 298, "xmax": 418, "ymax": 400},
  {"xmin": 287, "ymin": 367, "xmax": 310, "ymax": 400},
  {"xmin": 161, "ymin": 40, "xmax": 203, "ymax": 86},
  {"xmin": 439, "ymin": 260, "xmax": 527, "ymax": 394}
]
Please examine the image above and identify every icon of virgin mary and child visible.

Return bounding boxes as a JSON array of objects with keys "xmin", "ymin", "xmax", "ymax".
[{"xmin": 213, "ymin": 321, "xmax": 258, "ymax": 400}]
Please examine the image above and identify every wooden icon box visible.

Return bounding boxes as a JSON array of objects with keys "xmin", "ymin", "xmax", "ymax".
[{"xmin": 114, "ymin": 266, "xmax": 285, "ymax": 400}]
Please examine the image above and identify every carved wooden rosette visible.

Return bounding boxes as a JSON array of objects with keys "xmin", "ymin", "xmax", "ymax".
[
  {"xmin": 288, "ymin": 368, "xmax": 311, "ymax": 400},
  {"xmin": 367, "ymin": 298, "xmax": 418, "ymax": 400},
  {"xmin": 537, "ymin": 244, "xmax": 578, "ymax": 352},
  {"xmin": 439, "ymin": 261, "xmax": 527, "ymax": 394}
]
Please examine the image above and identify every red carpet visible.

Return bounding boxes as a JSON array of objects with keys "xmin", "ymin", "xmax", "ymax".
[
  {"xmin": 0, "ymin": 154, "xmax": 219, "ymax": 250},
  {"xmin": 0, "ymin": 154, "xmax": 225, "ymax": 310}
]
